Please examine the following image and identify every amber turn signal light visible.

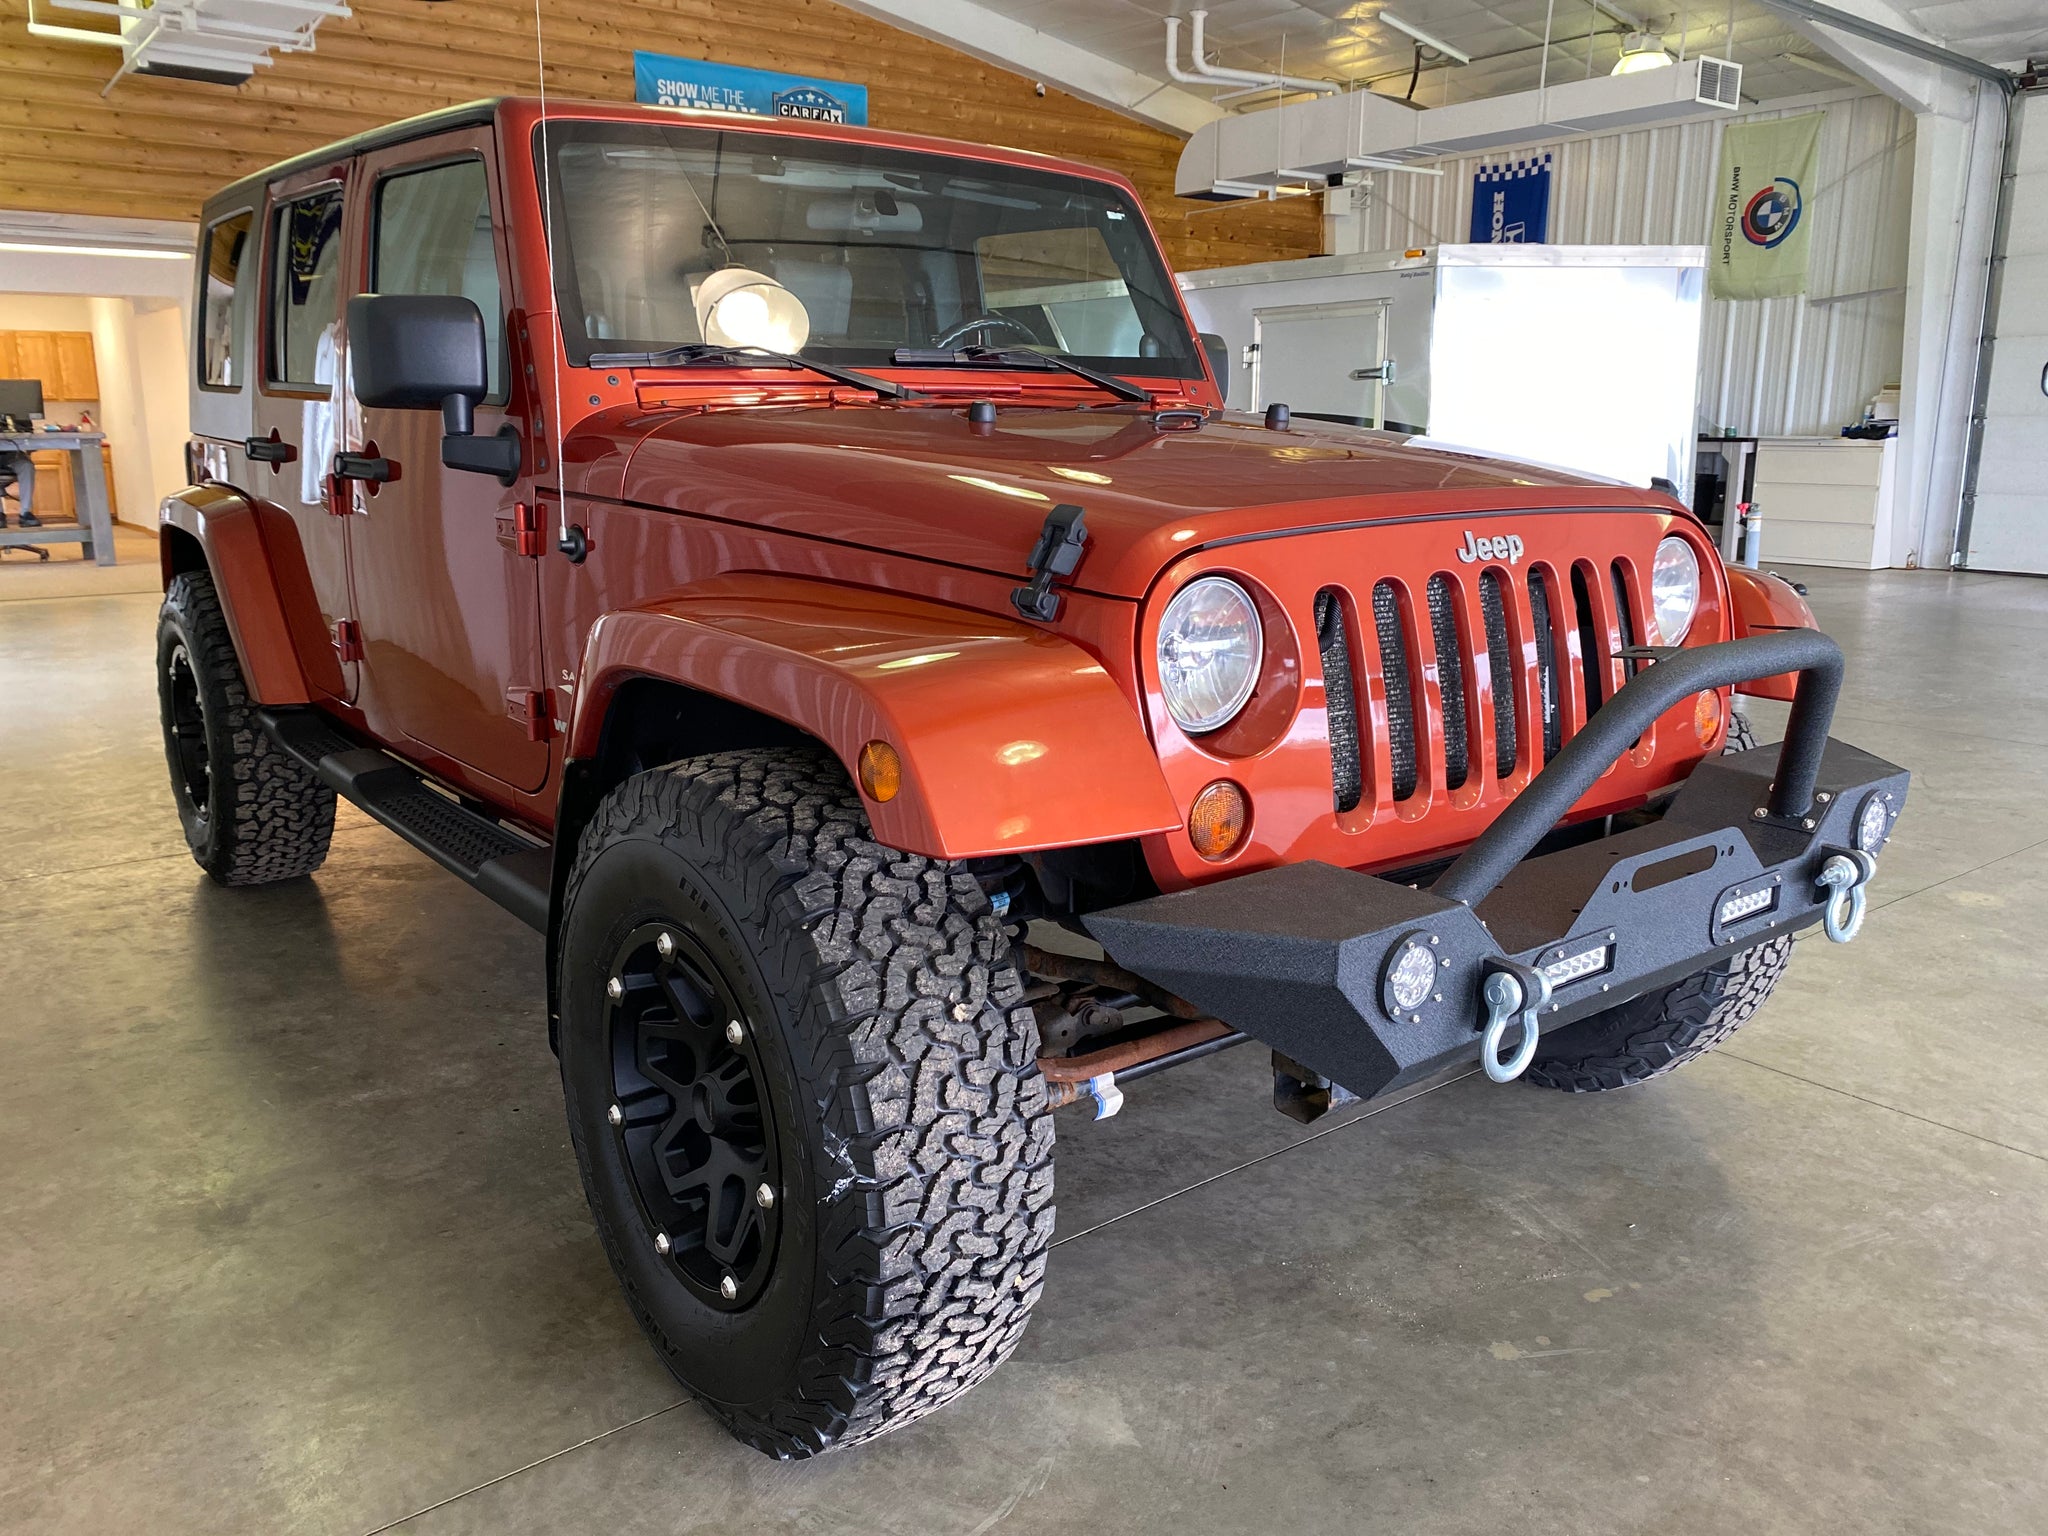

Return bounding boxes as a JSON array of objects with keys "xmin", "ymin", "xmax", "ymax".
[
  {"xmin": 1693, "ymin": 689, "xmax": 1723, "ymax": 748},
  {"xmin": 1188, "ymin": 780, "xmax": 1248, "ymax": 860},
  {"xmin": 858, "ymin": 740, "xmax": 902, "ymax": 802}
]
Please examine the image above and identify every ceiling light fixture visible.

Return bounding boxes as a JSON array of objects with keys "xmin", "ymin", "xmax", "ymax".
[
  {"xmin": 0, "ymin": 240, "xmax": 189, "ymax": 260},
  {"xmin": 1612, "ymin": 32, "xmax": 1676, "ymax": 73},
  {"xmin": 1378, "ymin": 11, "xmax": 1471, "ymax": 65}
]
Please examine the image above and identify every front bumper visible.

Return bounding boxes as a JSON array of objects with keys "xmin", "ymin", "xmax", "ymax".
[{"xmin": 1085, "ymin": 631, "xmax": 1908, "ymax": 1102}]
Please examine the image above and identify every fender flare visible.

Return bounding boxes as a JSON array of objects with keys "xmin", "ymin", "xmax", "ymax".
[
  {"xmin": 1724, "ymin": 565, "xmax": 1819, "ymax": 702},
  {"xmin": 159, "ymin": 484, "xmax": 313, "ymax": 705},
  {"xmin": 568, "ymin": 575, "xmax": 1181, "ymax": 859}
]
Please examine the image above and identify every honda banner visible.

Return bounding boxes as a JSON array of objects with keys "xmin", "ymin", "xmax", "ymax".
[
  {"xmin": 1468, "ymin": 154, "xmax": 1552, "ymax": 244},
  {"xmin": 1710, "ymin": 113, "xmax": 1823, "ymax": 300}
]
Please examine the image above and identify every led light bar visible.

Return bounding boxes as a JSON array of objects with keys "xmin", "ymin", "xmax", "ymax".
[
  {"xmin": 1541, "ymin": 943, "xmax": 1611, "ymax": 987},
  {"xmin": 1718, "ymin": 887, "xmax": 1778, "ymax": 926}
]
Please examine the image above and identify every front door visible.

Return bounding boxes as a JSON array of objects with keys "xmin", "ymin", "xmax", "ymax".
[
  {"xmin": 1251, "ymin": 299, "xmax": 1392, "ymax": 429},
  {"xmin": 342, "ymin": 130, "xmax": 549, "ymax": 794},
  {"xmin": 251, "ymin": 168, "xmax": 357, "ymax": 703}
]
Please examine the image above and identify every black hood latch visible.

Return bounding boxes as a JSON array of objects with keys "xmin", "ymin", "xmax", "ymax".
[{"xmin": 1011, "ymin": 503, "xmax": 1089, "ymax": 622}]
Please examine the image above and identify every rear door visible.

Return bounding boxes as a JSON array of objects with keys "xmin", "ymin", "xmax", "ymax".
[
  {"xmin": 252, "ymin": 167, "xmax": 357, "ymax": 702},
  {"xmin": 342, "ymin": 127, "xmax": 549, "ymax": 793},
  {"xmin": 1251, "ymin": 299, "xmax": 1391, "ymax": 429}
]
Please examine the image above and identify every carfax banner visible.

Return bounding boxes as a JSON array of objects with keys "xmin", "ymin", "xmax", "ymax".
[
  {"xmin": 632, "ymin": 51, "xmax": 869, "ymax": 125},
  {"xmin": 1710, "ymin": 112, "xmax": 1823, "ymax": 300},
  {"xmin": 1468, "ymin": 154, "xmax": 1551, "ymax": 244}
]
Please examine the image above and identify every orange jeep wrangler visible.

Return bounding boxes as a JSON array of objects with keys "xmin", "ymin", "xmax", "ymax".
[{"xmin": 158, "ymin": 97, "xmax": 1906, "ymax": 1457}]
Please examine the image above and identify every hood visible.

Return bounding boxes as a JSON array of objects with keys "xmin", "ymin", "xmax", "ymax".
[{"xmin": 613, "ymin": 404, "xmax": 1667, "ymax": 599}]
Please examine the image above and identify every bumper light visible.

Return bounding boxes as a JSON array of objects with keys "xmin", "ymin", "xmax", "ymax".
[
  {"xmin": 1718, "ymin": 886, "xmax": 1777, "ymax": 925},
  {"xmin": 1855, "ymin": 791, "xmax": 1893, "ymax": 855},
  {"xmin": 1541, "ymin": 942, "xmax": 1611, "ymax": 987},
  {"xmin": 1693, "ymin": 689, "xmax": 1722, "ymax": 748},
  {"xmin": 1383, "ymin": 934, "xmax": 1438, "ymax": 1016}
]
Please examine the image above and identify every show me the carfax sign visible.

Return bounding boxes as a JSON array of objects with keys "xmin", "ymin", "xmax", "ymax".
[{"xmin": 632, "ymin": 52, "xmax": 869, "ymax": 125}]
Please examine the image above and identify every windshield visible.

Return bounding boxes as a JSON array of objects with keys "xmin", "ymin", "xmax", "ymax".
[{"xmin": 539, "ymin": 120, "xmax": 1200, "ymax": 377}]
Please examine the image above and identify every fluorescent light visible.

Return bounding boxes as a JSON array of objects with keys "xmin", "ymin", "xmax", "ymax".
[
  {"xmin": 1612, "ymin": 33, "xmax": 1675, "ymax": 73},
  {"xmin": 0, "ymin": 240, "xmax": 188, "ymax": 260},
  {"xmin": 1379, "ymin": 12, "xmax": 1471, "ymax": 65}
]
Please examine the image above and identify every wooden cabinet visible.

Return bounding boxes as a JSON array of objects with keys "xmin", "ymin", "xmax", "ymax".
[{"xmin": 0, "ymin": 329, "xmax": 100, "ymax": 402}]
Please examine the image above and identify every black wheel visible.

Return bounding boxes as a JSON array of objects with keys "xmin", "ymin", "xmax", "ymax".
[
  {"xmin": 156, "ymin": 570, "xmax": 335, "ymax": 885},
  {"xmin": 557, "ymin": 747, "xmax": 1054, "ymax": 1457},
  {"xmin": 1522, "ymin": 937, "xmax": 1791, "ymax": 1092}
]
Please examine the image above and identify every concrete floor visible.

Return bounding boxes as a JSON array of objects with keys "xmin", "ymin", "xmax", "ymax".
[{"xmin": 4, "ymin": 565, "xmax": 2047, "ymax": 1534}]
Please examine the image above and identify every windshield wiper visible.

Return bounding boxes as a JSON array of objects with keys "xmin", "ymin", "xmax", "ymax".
[
  {"xmin": 587, "ymin": 343, "xmax": 920, "ymax": 400},
  {"xmin": 891, "ymin": 345, "xmax": 1155, "ymax": 404}
]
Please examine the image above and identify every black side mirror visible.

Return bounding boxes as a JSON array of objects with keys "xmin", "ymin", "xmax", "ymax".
[
  {"xmin": 347, "ymin": 294, "xmax": 521, "ymax": 485},
  {"xmin": 1198, "ymin": 330, "xmax": 1229, "ymax": 394}
]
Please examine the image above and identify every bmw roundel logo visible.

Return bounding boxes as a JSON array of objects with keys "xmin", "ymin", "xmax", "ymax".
[{"xmin": 1740, "ymin": 177, "xmax": 1803, "ymax": 249}]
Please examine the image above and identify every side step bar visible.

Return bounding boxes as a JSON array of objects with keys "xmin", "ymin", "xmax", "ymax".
[{"xmin": 258, "ymin": 708, "xmax": 551, "ymax": 933}]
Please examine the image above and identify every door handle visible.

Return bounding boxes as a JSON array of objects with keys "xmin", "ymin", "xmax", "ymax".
[
  {"xmin": 244, "ymin": 433, "xmax": 296, "ymax": 464},
  {"xmin": 333, "ymin": 450, "xmax": 398, "ymax": 484},
  {"xmin": 1350, "ymin": 360, "xmax": 1396, "ymax": 384}
]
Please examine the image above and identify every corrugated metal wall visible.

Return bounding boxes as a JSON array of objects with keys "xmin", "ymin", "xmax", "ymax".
[{"xmin": 1346, "ymin": 90, "xmax": 1915, "ymax": 437}]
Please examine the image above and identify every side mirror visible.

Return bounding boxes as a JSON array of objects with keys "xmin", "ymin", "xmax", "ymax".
[
  {"xmin": 347, "ymin": 294, "xmax": 521, "ymax": 484},
  {"xmin": 1198, "ymin": 331, "xmax": 1229, "ymax": 394}
]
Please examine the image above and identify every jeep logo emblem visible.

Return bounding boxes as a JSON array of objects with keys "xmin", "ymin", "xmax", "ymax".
[{"xmin": 1456, "ymin": 530, "xmax": 1524, "ymax": 565}]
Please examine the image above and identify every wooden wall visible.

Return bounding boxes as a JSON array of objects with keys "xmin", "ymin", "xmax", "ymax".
[{"xmin": 0, "ymin": 0, "xmax": 1320, "ymax": 272}]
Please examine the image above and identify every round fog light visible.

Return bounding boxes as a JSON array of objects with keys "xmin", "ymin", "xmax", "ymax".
[
  {"xmin": 1383, "ymin": 935, "xmax": 1437, "ymax": 1016},
  {"xmin": 1855, "ymin": 791, "xmax": 1891, "ymax": 855},
  {"xmin": 1188, "ymin": 780, "xmax": 1248, "ymax": 860}
]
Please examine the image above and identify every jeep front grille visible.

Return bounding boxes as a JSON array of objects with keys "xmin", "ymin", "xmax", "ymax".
[{"xmin": 1323, "ymin": 559, "xmax": 1642, "ymax": 814}]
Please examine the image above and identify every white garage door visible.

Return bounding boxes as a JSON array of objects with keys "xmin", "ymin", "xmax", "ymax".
[{"xmin": 1965, "ymin": 91, "xmax": 2048, "ymax": 575}]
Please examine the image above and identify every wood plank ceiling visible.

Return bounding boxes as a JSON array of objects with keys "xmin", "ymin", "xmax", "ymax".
[{"xmin": 0, "ymin": 0, "xmax": 1322, "ymax": 271}]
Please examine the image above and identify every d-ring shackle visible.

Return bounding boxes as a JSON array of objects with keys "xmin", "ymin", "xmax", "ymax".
[{"xmin": 1478, "ymin": 961, "xmax": 1552, "ymax": 1083}]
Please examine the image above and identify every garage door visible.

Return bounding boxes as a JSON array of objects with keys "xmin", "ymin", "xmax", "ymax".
[{"xmin": 1965, "ymin": 91, "xmax": 2048, "ymax": 575}]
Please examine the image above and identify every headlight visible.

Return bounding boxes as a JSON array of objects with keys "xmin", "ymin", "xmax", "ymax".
[
  {"xmin": 1650, "ymin": 536, "xmax": 1701, "ymax": 644},
  {"xmin": 1158, "ymin": 576, "xmax": 1262, "ymax": 734}
]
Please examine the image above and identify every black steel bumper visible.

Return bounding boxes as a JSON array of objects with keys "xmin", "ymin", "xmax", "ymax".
[{"xmin": 1085, "ymin": 630, "xmax": 1908, "ymax": 1103}]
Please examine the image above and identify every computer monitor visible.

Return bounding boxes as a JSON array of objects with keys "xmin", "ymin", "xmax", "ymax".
[{"xmin": 0, "ymin": 378, "xmax": 44, "ymax": 429}]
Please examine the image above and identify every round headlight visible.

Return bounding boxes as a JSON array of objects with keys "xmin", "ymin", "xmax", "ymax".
[
  {"xmin": 1651, "ymin": 536, "xmax": 1701, "ymax": 644},
  {"xmin": 1855, "ymin": 791, "xmax": 1892, "ymax": 855},
  {"xmin": 1158, "ymin": 576, "xmax": 1262, "ymax": 734}
]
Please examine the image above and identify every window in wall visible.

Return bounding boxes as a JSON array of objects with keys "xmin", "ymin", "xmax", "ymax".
[
  {"xmin": 373, "ymin": 158, "xmax": 505, "ymax": 399},
  {"xmin": 268, "ymin": 188, "xmax": 344, "ymax": 389},
  {"xmin": 198, "ymin": 209, "xmax": 253, "ymax": 389}
]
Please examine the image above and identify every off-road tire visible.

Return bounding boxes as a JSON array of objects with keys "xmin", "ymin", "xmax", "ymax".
[
  {"xmin": 1522, "ymin": 936, "xmax": 1791, "ymax": 1092},
  {"xmin": 1725, "ymin": 707, "xmax": 1759, "ymax": 754},
  {"xmin": 556, "ymin": 747, "xmax": 1055, "ymax": 1458},
  {"xmin": 156, "ymin": 570, "xmax": 335, "ymax": 885}
]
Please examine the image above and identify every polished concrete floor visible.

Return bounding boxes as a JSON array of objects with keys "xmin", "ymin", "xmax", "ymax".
[{"xmin": 4, "ymin": 565, "xmax": 2047, "ymax": 1534}]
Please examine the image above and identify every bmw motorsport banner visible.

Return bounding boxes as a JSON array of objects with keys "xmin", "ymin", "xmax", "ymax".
[
  {"xmin": 1709, "ymin": 113, "xmax": 1823, "ymax": 300},
  {"xmin": 633, "ymin": 51, "xmax": 868, "ymax": 125}
]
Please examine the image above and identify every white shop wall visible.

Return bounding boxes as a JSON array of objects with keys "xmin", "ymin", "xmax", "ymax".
[{"xmin": 1339, "ymin": 89, "xmax": 1914, "ymax": 440}]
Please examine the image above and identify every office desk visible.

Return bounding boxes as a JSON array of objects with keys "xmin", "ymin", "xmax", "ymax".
[{"xmin": 0, "ymin": 432, "xmax": 115, "ymax": 565}]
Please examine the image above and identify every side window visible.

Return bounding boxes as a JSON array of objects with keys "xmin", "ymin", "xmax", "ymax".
[
  {"xmin": 197, "ymin": 210, "xmax": 253, "ymax": 390},
  {"xmin": 374, "ymin": 159, "xmax": 505, "ymax": 399},
  {"xmin": 268, "ymin": 188, "xmax": 345, "ymax": 390}
]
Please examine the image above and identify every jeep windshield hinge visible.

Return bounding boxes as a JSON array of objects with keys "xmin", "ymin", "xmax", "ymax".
[{"xmin": 1011, "ymin": 503, "xmax": 1088, "ymax": 622}]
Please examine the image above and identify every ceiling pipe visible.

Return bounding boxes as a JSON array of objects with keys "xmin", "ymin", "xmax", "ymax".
[{"xmin": 1164, "ymin": 11, "xmax": 1341, "ymax": 96}]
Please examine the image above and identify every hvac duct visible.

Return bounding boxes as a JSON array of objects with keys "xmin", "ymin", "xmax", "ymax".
[{"xmin": 1177, "ymin": 55, "xmax": 1743, "ymax": 199}]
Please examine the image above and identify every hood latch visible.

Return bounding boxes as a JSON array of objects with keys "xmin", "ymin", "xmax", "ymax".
[{"xmin": 1012, "ymin": 503, "xmax": 1089, "ymax": 622}]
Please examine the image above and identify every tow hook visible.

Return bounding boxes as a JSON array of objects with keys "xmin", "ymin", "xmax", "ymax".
[
  {"xmin": 1477, "ymin": 959, "xmax": 1552, "ymax": 1084},
  {"xmin": 1815, "ymin": 849, "xmax": 1878, "ymax": 943}
]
